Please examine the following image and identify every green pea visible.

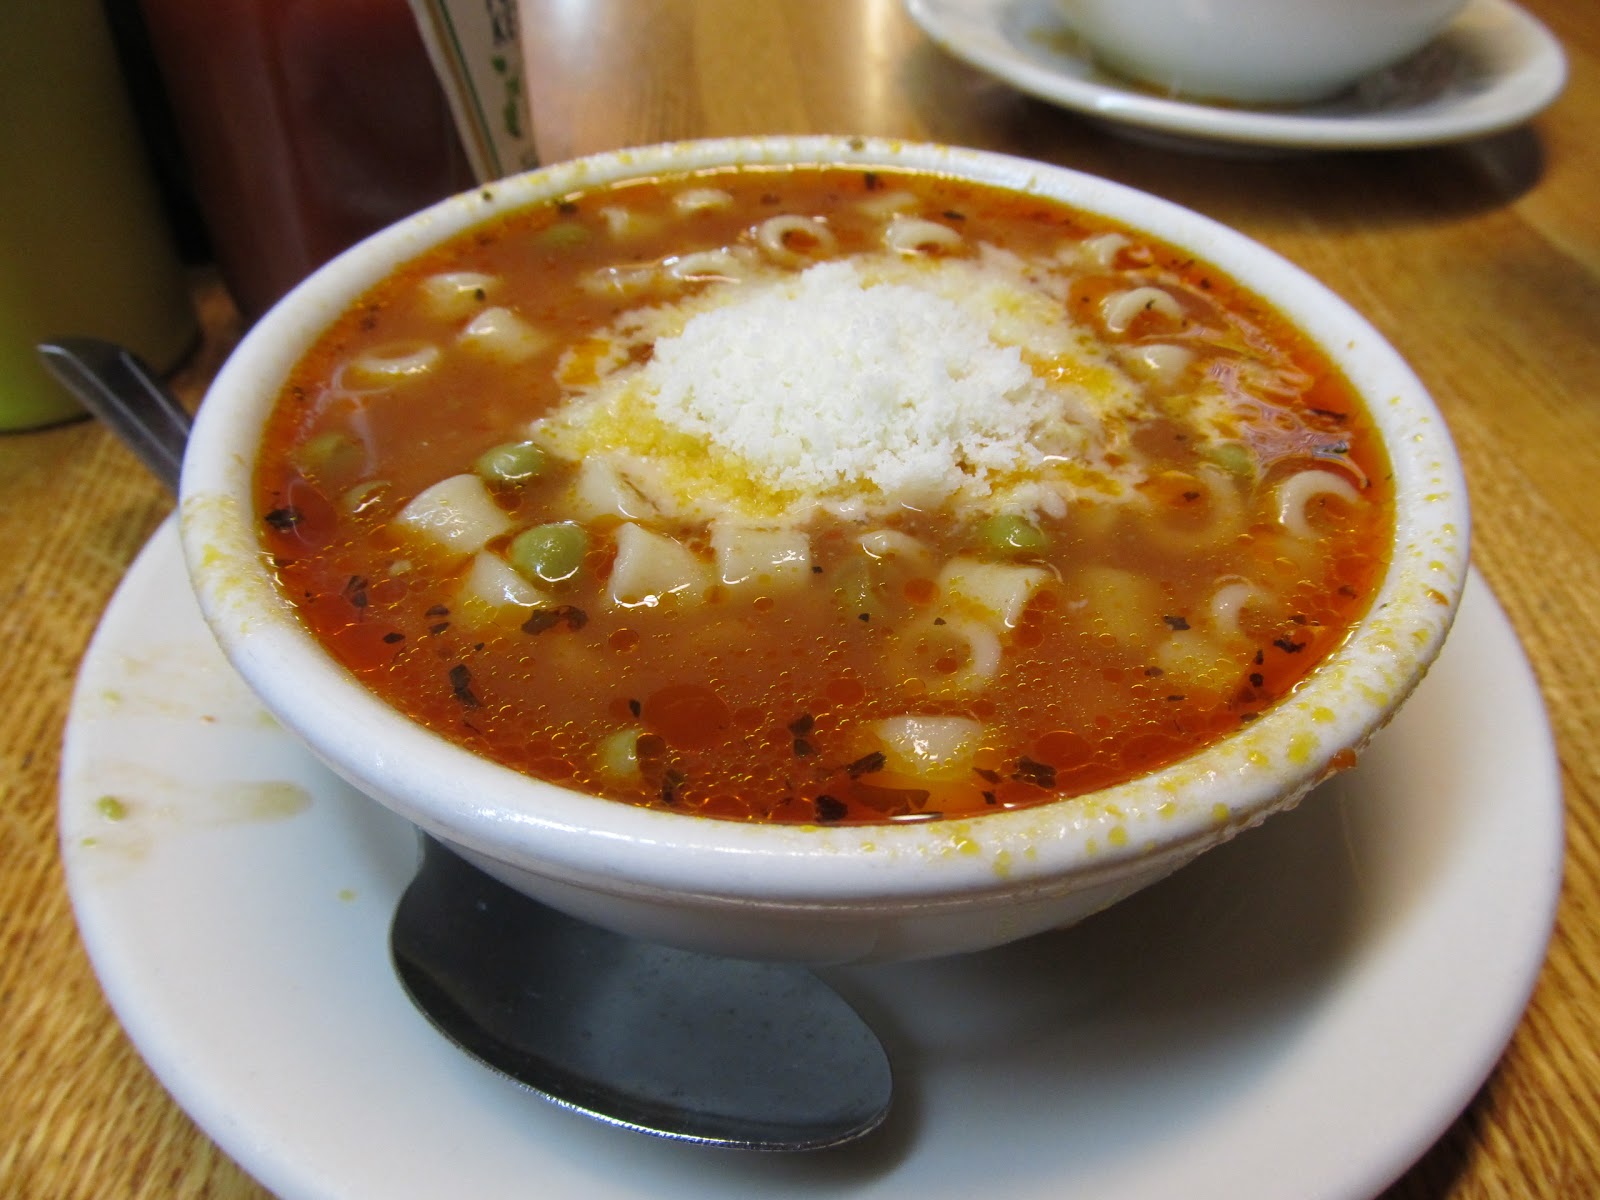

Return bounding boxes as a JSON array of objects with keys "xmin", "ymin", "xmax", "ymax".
[
  {"xmin": 1200, "ymin": 440, "xmax": 1256, "ymax": 479},
  {"xmin": 834, "ymin": 559, "xmax": 887, "ymax": 624},
  {"xmin": 339, "ymin": 479, "xmax": 390, "ymax": 515},
  {"xmin": 96, "ymin": 795, "xmax": 129, "ymax": 821},
  {"xmin": 595, "ymin": 727, "xmax": 643, "ymax": 781},
  {"xmin": 509, "ymin": 521, "xmax": 588, "ymax": 585},
  {"xmin": 475, "ymin": 440, "xmax": 549, "ymax": 486},
  {"xmin": 981, "ymin": 513, "xmax": 1048, "ymax": 556},
  {"xmin": 292, "ymin": 430, "xmax": 365, "ymax": 483},
  {"xmin": 539, "ymin": 222, "xmax": 591, "ymax": 249}
]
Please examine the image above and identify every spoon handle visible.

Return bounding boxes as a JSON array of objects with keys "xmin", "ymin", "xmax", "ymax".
[{"xmin": 36, "ymin": 337, "xmax": 191, "ymax": 495}]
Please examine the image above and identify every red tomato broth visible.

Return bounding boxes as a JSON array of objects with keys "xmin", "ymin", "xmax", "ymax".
[{"xmin": 254, "ymin": 165, "xmax": 1392, "ymax": 826}]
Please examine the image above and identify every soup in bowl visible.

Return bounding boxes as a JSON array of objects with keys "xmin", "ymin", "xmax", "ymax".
[{"xmin": 179, "ymin": 136, "xmax": 1467, "ymax": 964}]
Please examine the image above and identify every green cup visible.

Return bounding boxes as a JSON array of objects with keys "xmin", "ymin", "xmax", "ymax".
[{"xmin": 0, "ymin": 0, "xmax": 195, "ymax": 432}]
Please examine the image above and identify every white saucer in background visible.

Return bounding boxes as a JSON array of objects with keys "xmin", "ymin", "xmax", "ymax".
[
  {"xmin": 60, "ymin": 520, "xmax": 1561, "ymax": 1200},
  {"xmin": 904, "ymin": 0, "xmax": 1567, "ymax": 151}
]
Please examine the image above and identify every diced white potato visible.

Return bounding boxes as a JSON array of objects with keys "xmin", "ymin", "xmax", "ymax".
[
  {"xmin": 856, "ymin": 189, "xmax": 918, "ymax": 220},
  {"xmin": 874, "ymin": 715, "xmax": 985, "ymax": 778},
  {"xmin": 420, "ymin": 271, "xmax": 497, "ymax": 319},
  {"xmin": 1100, "ymin": 285, "xmax": 1184, "ymax": 334},
  {"xmin": 455, "ymin": 552, "xmax": 553, "ymax": 623},
  {"xmin": 1071, "ymin": 565, "xmax": 1164, "ymax": 646},
  {"xmin": 710, "ymin": 523, "xmax": 812, "ymax": 590},
  {"xmin": 858, "ymin": 528, "xmax": 934, "ymax": 570},
  {"xmin": 458, "ymin": 306, "xmax": 552, "ymax": 363},
  {"xmin": 938, "ymin": 558, "xmax": 1051, "ymax": 629},
  {"xmin": 341, "ymin": 341, "xmax": 441, "ymax": 388},
  {"xmin": 671, "ymin": 188, "xmax": 733, "ymax": 214},
  {"xmin": 392, "ymin": 474, "xmax": 512, "ymax": 560},
  {"xmin": 599, "ymin": 205, "xmax": 661, "ymax": 239},
  {"xmin": 609, "ymin": 523, "xmax": 712, "ymax": 608},
  {"xmin": 1154, "ymin": 630, "xmax": 1235, "ymax": 693},
  {"xmin": 569, "ymin": 458, "xmax": 657, "ymax": 521}
]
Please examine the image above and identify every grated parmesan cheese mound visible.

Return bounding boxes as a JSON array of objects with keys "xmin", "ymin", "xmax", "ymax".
[
  {"xmin": 534, "ymin": 254, "xmax": 1145, "ymax": 520},
  {"xmin": 650, "ymin": 260, "xmax": 1052, "ymax": 494}
]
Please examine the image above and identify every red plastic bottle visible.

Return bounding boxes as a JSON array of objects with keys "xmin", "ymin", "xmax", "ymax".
[{"xmin": 139, "ymin": 0, "xmax": 475, "ymax": 319}]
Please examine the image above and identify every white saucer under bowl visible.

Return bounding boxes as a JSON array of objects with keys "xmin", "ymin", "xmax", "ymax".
[
  {"xmin": 904, "ymin": 0, "xmax": 1567, "ymax": 151},
  {"xmin": 61, "ymin": 520, "xmax": 1561, "ymax": 1200}
]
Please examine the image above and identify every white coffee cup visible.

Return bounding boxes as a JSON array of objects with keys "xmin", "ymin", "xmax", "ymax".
[{"xmin": 1058, "ymin": 0, "xmax": 1469, "ymax": 105}]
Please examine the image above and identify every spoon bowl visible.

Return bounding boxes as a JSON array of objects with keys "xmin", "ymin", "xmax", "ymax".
[{"xmin": 395, "ymin": 833, "xmax": 891, "ymax": 1149}]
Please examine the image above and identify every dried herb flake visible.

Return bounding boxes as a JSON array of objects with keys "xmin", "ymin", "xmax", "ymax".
[
  {"xmin": 845, "ymin": 751, "xmax": 886, "ymax": 778},
  {"xmin": 448, "ymin": 664, "xmax": 479, "ymax": 707},
  {"xmin": 342, "ymin": 576, "xmax": 369, "ymax": 611},
  {"xmin": 1012, "ymin": 757, "xmax": 1057, "ymax": 788},
  {"xmin": 521, "ymin": 605, "xmax": 589, "ymax": 634},
  {"xmin": 814, "ymin": 794, "xmax": 848, "ymax": 822},
  {"xmin": 661, "ymin": 769, "xmax": 688, "ymax": 806}
]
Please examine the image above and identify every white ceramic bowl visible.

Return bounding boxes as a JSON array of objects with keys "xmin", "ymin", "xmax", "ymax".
[
  {"xmin": 1058, "ymin": 0, "xmax": 1469, "ymax": 105},
  {"xmin": 179, "ymin": 136, "xmax": 1468, "ymax": 965}
]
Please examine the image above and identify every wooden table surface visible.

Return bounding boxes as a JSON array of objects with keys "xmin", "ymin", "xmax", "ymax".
[{"xmin": 3, "ymin": 1, "xmax": 1597, "ymax": 1195}]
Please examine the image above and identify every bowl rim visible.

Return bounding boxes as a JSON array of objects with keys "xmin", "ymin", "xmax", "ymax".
[{"xmin": 179, "ymin": 134, "xmax": 1469, "ymax": 910}]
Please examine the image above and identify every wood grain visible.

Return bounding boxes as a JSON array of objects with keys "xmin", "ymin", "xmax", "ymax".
[{"xmin": 4, "ymin": 1, "xmax": 1597, "ymax": 1195}]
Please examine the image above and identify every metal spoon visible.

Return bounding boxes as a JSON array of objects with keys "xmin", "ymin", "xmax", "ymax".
[
  {"xmin": 37, "ymin": 335, "xmax": 893, "ymax": 1152},
  {"xmin": 37, "ymin": 337, "xmax": 192, "ymax": 484}
]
